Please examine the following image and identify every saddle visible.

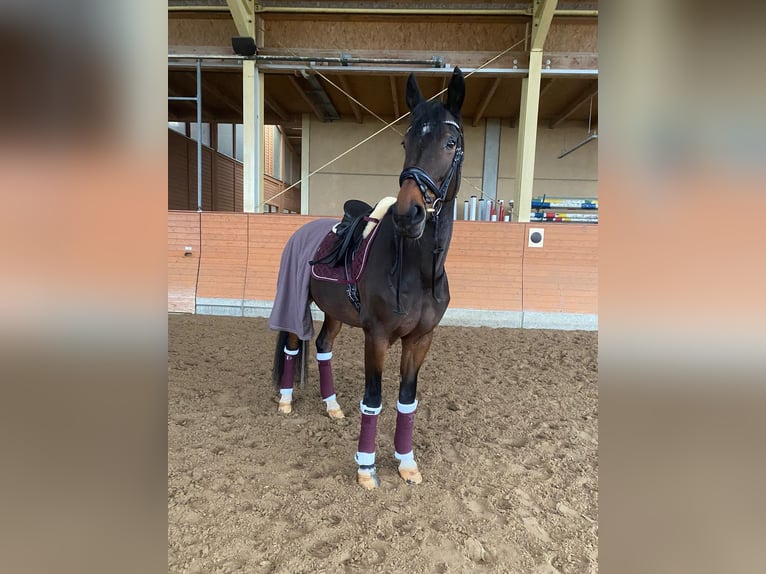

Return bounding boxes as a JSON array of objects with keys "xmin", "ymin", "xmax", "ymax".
[
  {"xmin": 310, "ymin": 200, "xmax": 374, "ymax": 268},
  {"xmin": 310, "ymin": 197, "xmax": 397, "ymax": 310}
]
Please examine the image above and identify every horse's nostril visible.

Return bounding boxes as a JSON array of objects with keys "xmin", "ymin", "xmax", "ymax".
[{"xmin": 395, "ymin": 203, "xmax": 424, "ymax": 223}]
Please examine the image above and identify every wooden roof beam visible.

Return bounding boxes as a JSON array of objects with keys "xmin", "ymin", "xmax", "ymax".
[
  {"xmin": 549, "ymin": 81, "xmax": 598, "ymax": 129},
  {"xmin": 202, "ymin": 81, "xmax": 243, "ymax": 119},
  {"xmin": 226, "ymin": 0, "xmax": 254, "ymax": 37},
  {"xmin": 531, "ymin": 0, "xmax": 558, "ymax": 51},
  {"xmin": 390, "ymin": 77, "xmax": 400, "ymax": 120},
  {"xmin": 338, "ymin": 75, "xmax": 363, "ymax": 123},
  {"xmin": 539, "ymin": 77, "xmax": 557, "ymax": 99},
  {"xmin": 472, "ymin": 77, "xmax": 501, "ymax": 127},
  {"xmin": 287, "ymin": 75, "xmax": 325, "ymax": 121},
  {"xmin": 264, "ymin": 97, "xmax": 288, "ymax": 122}
]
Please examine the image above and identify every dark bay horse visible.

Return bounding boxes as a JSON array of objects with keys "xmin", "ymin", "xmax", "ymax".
[{"xmin": 270, "ymin": 67, "xmax": 465, "ymax": 489}]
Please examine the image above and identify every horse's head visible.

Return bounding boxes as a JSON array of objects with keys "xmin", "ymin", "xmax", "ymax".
[{"xmin": 394, "ymin": 67, "xmax": 465, "ymax": 239}]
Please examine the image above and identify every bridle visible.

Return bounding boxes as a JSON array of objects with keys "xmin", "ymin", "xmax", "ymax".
[
  {"xmin": 392, "ymin": 118, "xmax": 463, "ymax": 309},
  {"xmin": 398, "ymin": 119, "xmax": 464, "ymax": 217}
]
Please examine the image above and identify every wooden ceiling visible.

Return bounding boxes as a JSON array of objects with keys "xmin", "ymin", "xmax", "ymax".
[
  {"xmin": 168, "ymin": 1, "xmax": 599, "ymax": 153},
  {"xmin": 168, "ymin": 69, "xmax": 598, "ymax": 125}
]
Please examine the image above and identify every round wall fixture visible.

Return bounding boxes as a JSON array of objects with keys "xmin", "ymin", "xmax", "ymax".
[{"xmin": 528, "ymin": 228, "xmax": 545, "ymax": 248}]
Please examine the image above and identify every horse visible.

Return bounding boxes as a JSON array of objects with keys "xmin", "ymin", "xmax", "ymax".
[{"xmin": 269, "ymin": 67, "xmax": 465, "ymax": 489}]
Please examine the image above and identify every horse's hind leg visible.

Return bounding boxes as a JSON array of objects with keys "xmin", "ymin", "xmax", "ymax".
[
  {"xmin": 277, "ymin": 332, "xmax": 301, "ymax": 414},
  {"xmin": 394, "ymin": 330, "xmax": 435, "ymax": 485},
  {"xmin": 315, "ymin": 315, "xmax": 345, "ymax": 419}
]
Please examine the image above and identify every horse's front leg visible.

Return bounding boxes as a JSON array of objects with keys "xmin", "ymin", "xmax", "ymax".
[
  {"xmin": 394, "ymin": 330, "xmax": 435, "ymax": 485},
  {"xmin": 355, "ymin": 330, "xmax": 389, "ymax": 490}
]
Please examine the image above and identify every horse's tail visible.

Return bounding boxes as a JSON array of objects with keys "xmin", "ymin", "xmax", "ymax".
[{"xmin": 272, "ymin": 331, "xmax": 310, "ymax": 390}]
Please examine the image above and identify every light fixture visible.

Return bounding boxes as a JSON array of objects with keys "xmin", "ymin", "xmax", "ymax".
[
  {"xmin": 557, "ymin": 132, "xmax": 598, "ymax": 159},
  {"xmin": 231, "ymin": 36, "xmax": 257, "ymax": 57},
  {"xmin": 558, "ymin": 93, "xmax": 597, "ymax": 159}
]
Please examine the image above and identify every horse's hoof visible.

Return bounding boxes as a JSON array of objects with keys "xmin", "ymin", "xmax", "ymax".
[
  {"xmin": 398, "ymin": 465, "xmax": 423, "ymax": 485},
  {"xmin": 327, "ymin": 407, "xmax": 345, "ymax": 419},
  {"xmin": 277, "ymin": 401, "xmax": 292, "ymax": 414},
  {"xmin": 357, "ymin": 469, "xmax": 380, "ymax": 490}
]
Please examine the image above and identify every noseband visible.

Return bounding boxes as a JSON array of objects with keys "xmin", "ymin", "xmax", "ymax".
[{"xmin": 398, "ymin": 119, "xmax": 464, "ymax": 215}]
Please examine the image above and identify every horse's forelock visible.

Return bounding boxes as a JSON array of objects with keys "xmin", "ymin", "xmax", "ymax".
[{"xmin": 409, "ymin": 100, "xmax": 455, "ymax": 140}]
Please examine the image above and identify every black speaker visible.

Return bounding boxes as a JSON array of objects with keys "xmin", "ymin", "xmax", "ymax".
[{"xmin": 232, "ymin": 36, "xmax": 257, "ymax": 57}]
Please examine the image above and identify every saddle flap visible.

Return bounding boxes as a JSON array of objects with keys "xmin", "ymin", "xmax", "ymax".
[
  {"xmin": 312, "ymin": 199, "xmax": 377, "ymax": 269},
  {"xmin": 343, "ymin": 199, "xmax": 373, "ymax": 219}
]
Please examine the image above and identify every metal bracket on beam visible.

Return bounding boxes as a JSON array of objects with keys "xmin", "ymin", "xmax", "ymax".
[
  {"xmin": 557, "ymin": 132, "xmax": 598, "ymax": 159},
  {"xmin": 168, "ymin": 53, "xmax": 447, "ymax": 67}
]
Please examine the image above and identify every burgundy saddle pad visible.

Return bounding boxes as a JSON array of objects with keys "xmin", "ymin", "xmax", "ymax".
[{"xmin": 311, "ymin": 215, "xmax": 385, "ymax": 285}]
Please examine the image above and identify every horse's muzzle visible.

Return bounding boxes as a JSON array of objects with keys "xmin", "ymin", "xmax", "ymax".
[{"xmin": 392, "ymin": 202, "xmax": 426, "ymax": 239}]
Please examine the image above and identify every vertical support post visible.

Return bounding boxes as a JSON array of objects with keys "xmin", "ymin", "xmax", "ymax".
[
  {"xmin": 243, "ymin": 60, "xmax": 264, "ymax": 213},
  {"xmin": 513, "ymin": 50, "xmax": 543, "ymax": 222},
  {"xmin": 482, "ymin": 118, "xmax": 501, "ymax": 202},
  {"xmin": 196, "ymin": 60, "xmax": 202, "ymax": 212},
  {"xmin": 512, "ymin": 0, "xmax": 556, "ymax": 222},
  {"xmin": 300, "ymin": 113, "xmax": 311, "ymax": 215}
]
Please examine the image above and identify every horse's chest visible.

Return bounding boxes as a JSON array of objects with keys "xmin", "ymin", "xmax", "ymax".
[{"xmin": 363, "ymin": 294, "xmax": 446, "ymax": 338}]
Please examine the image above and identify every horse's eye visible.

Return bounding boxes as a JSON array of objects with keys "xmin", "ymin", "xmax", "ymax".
[{"xmin": 445, "ymin": 138, "xmax": 456, "ymax": 149}]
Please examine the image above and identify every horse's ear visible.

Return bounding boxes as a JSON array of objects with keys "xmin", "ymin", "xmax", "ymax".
[
  {"xmin": 446, "ymin": 67, "xmax": 465, "ymax": 116},
  {"xmin": 406, "ymin": 73, "xmax": 425, "ymax": 111}
]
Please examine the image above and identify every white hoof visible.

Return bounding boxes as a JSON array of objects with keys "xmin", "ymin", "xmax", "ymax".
[
  {"xmin": 325, "ymin": 398, "xmax": 345, "ymax": 419},
  {"xmin": 357, "ymin": 468, "xmax": 380, "ymax": 490},
  {"xmin": 398, "ymin": 464, "xmax": 422, "ymax": 485}
]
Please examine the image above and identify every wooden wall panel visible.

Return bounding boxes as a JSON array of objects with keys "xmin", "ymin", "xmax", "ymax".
[
  {"xmin": 216, "ymin": 158, "xmax": 235, "ymax": 212},
  {"xmin": 263, "ymin": 176, "xmax": 282, "ymax": 211},
  {"xmin": 263, "ymin": 175, "xmax": 301, "ymax": 213},
  {"xmin": 168, "ymin": 133, "xmax": 189, "ymax": 210},
  {"xmin": 186, "ymin": 143, "xmax": 198, "ymax": 210},
  {"xmin": 264, "ymin": 20, "xmax": 528, "ymax": 53},
  {"xmin": 168, "ymin": 212, "xmax": 598, "ymax": 319},
  {"xmin": 234, "ymin": 164, "xmax": 244, "ymax": 212},
  {"xmin": 196, "ymin": 213, "xmax": 248, "ymax": 300},
  {"xmin": 168, "ymin": 211, "xmax": 200, "ymax": 313},
  {"xmin": 264, "ymin": 126, "xmax": 274, "ymax": 178},
  {"xmin": 201, "ymin": 148, "xmax": 214, "ymax": 211},
  {"xmin": 447, "ymin": 222, "xmax": 524, "ymax": 311},
  {"xmin": 169, "ymin": 129, "xmax": 245, "ymax": 213},
  {"xmin": 521, "ymin": 224, "xmax": 598, "ymax": 314}
]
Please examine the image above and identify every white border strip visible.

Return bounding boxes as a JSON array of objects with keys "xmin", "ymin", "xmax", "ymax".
[{"xmin": 194, "ymin": 298, "xmax": 597, "ymax": 331}]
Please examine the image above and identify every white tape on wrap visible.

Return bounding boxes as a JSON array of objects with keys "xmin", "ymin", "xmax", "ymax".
[
  {"xmin": 359, "ymin": 402, "xmax": 382, "ymax": 416},
  {"xmin": 396, "ymin": 400, "xmax": 418, "ymax": 414},
  {"xmin": 355, "ymin": 451, "xmax": 376, "ymax": 466}
]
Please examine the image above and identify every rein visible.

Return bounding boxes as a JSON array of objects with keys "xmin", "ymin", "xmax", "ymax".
[{"xmin": 393, "ymin": 119, "xmax": 464, "ymax": 310}]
